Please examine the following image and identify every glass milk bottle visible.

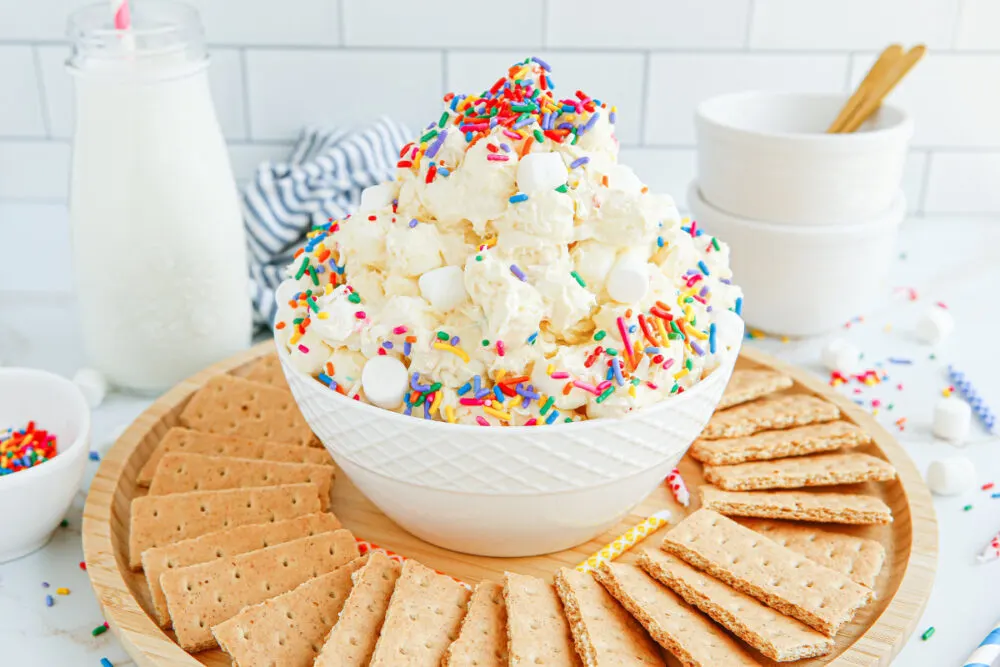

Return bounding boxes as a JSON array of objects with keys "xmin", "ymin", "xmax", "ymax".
[{"xmin": 67, "ymin": 1, "xmax": 251, "ymax": 393}]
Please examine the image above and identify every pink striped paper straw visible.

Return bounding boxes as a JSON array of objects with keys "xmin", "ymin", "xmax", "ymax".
[{"xmin": 110, "ymin": 0, "xmax": 134, "ymax": 49}]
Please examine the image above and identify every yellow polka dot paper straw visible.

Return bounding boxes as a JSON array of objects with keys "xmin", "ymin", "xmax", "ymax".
[{"xmin": 575, "ymin": 509, "xmax": 672, "ymax": 573}]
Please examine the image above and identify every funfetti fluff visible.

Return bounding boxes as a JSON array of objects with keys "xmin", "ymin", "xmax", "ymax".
[{"xmin": 275, "ymin": 56, "xmax": 743, "ymax": 426}]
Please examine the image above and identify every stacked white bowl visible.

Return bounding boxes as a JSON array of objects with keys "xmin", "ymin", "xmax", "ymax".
[{"xmin": 690, "ymin": 92, "xmax": 913, "ymax": 336}]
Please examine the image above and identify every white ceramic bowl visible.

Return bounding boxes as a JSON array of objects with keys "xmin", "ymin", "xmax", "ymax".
[
  {"xmin": 696, "ymin": 92, "xmax": 912, "ymax": 225},
  {"xmin": 277, "ymin": 314, "xmax": 743, "ymax": 557},
  {"xmin": 0, "ymin": 368, "xmax": 91, "ymax": 562},
  {"xmin": 689, "ymin": 182, "xmax": 903, "ymax": 337}
]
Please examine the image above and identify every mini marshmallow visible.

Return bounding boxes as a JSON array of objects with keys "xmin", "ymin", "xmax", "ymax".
[
  {"xmin": 73, "ymin": 368, "xmax": 107, "ymax": 408},
  {"xmin": 605, "ymin": 165, "xmax": 643, "ymax": 195},
  {"xmin": 516, "ymin": 152, "xmax": 566, "ymax": 192},
  {"xmin": 820, "ymin": 338, "xmax": 859, "ymax": 373},
  {"xmin": 418, "ymin": 265, "xmax": 468, "ymax": 312},
  {"xmin": 713, "ymin": 309, "xmax": 745, "ymax": 352},
  {"xmin": 361, "ymin": 355, "xmax": 409, "ymax": 410},
  {"xmin": 932, "ymin": 396, "xmax": 972, "ymax": 443},
  {"xmin": 357, "ymin": 182, "xmax": 395, "ymax": 213},
  {"xmin": 915, "ymin": 306, "xmax": 954, "ymax": 345},
  {"xmin": 606, "ymin": 249, "xmax": 649, "ymax": 304},
  {"xmin": 926, "ymin": 457, "xmax": 975, "ymax": 496}
]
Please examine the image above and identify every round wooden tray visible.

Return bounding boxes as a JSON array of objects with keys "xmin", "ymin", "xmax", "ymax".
[{"xmin": 83, "ymin": 341, "xmax": 937, "ymax": 667}]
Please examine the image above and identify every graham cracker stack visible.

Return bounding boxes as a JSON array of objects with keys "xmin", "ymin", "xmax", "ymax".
[
  {"xmin": 740, "ymin": 519, "xmax": 886, "ymax": 588},
  {"xmin": 147, "ymin": 452, "xmax": 335, "ymax": 510},
  {"xmin": 503, "ymin": 572, "xmax": 581, "ymax": 667},
  {"xmin": 661, "ymin": 510, "xmax": 873, "ymax": 637},
  {"xmin": 369, "ymin": 560, "xmax": 471, "ymax": 667},
  {"xmin": 703, "ymin": 452, "xmax": 897, "ymax": 491},
  {"xmin": 690, "ymin": 421, "xmax": 872, "ymax": 466},
  {"xmin": 638, "ymin": 549, "xmax": 833, "ymax": 662},
  {"xmin": 137, "ymin": 427, "xmax": 331, "ymax": 486},
  {"xmin": 243, "ymin": 352, "xmax": 288, "ymax": 387},
  {"xmin": 718, "ymin": 369, "xmax": 793, "ymax": 410},
  {"xmin": 128, "ymin": 483, "xmax": 323, "ymax": 570},
  {"xmin": 314, "ymin": 552, "xmax": 402, "ymax": 667},
  {"xmin": 442, "ymin": 580, "xmax": 508, "ymax": 667},
  {"xmin": 213, "ymin": 556, "xmax": 366, "ymax": 666},
  {"xmin": 593, "ymin": 562, "xmax": 760, "ymax": 667},
  {"xmin": 141, "ymin": 512, "xmax": 341, "ymax": 627},
  {"xmin": 700, "ymin": 486, "xmax": 894, "ymax": 525},
  {"xmin": 160, "ymin": 529, "xmax": 359, "ymax": 652},
  {"xmin": 553, "ymin": 567, "xmax": 664, "ymax": 666},
  {"xmin": 702, "ymin": 394, "xmax": 839, "ymax": 440},
  {"xmin": 179, "ymin": 374, "xmax": 317, "ymax": 447}
]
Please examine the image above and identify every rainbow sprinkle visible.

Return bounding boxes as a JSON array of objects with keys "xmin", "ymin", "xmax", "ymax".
[{"xmin": 0, "ymin": 421, "xmax": 57, "ymax": 475}]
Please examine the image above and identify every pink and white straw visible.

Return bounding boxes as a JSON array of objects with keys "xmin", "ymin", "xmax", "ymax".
[{"xmin": 111, "ymin": 0, "xmax": 131, "ymax": 31}]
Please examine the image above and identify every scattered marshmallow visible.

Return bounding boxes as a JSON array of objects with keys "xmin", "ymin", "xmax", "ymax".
[
  {"xmin": 932, "ymin": 396, "xmax": 972, "ymax": 443},
  {"xmin": 820, "ymin": 338, "xmax": 859, "ymax": 373},
  {"xmin": 926, "ymin": 457, "xmax": 975, "ymax": 496},
  {"xmin": 605, "ymin": 165, "xmax": 643, "ymax": 195},
  {"xmin": 714, "ymin": 309, "xmax": 745, "ymax": 352},
  {"xmin": 915, "ymin": 306, "xmax": 954, "ymax": 345},
  {"xmin": 418, "ymin": 266, "xmax": 468, "ymax": 312},
  {"xmin": 606, "ymin": 250, "xmax": 649, "ymax": 304},
  {"xmin": 361, "ymin": 356, "xmax": 409, "ymax": 410},
  {"xmin": 516, "ymin": 152, "xmax": 566, "ymax": 192},
  {"xmin": 72, "ymin": 368, "xmax": 107, "ymax": 408},
  {"xmin": 357, "ymin": 182, "xmax": 395, "ymax": 213}
]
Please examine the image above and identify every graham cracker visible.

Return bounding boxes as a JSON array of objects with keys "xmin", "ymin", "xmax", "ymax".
[
  {"xmin": 213, "ymin": 556, "xmax": 366, "ymax": 666},
  {"xmin": 661, "ymin": 509, "xmax": 872, "ymax": 637},
  {"xmin": 160, "ymin": 529, "xmax": 359, "ymax": 652},
  {"xmin": 703, "ymin": 452, "xmax": 897, "ymax": 491},
  {"xmin": 638, "ymin": 548, "xmax": 832, "ymax": 662},
  {"xmin": 702, "ymin": 394, "xmax": 839, "ymax": 440},
  {"xmin": 740, "ymin": 519, "xmax": 886, "ymax": 588},
  {"xmin": 503, "ymin": 572, "xmax": 581, "ymax": 667},
  {"xmin": 719, "ymin": 369, "xmax": 793, "ymax": 410},
  {"xmin": 442, "ymin": 580, "xmax": 508, "ymax": 667},
  {"xmin": 128, "ymin": 483, "xmax": 322, "ymax": 570},
  {"xmin": 690, "ymin": 421, "xmax": 872, "ymax": 466},
  {"xmin": 553, "ymin": 567, "xmax": 663, "ymax": 667},
  {"xmin": 142, "ymin": 512, "xmax": 342, "ymax": 627},
  {"xmin": 592, "ymin": 562, "xmax": 760, "ymax": 667},
  {"xmin": 700, "ymin": 486, "xmax": 894, "ymax": 525},
  {"xmin": 179, "ymin": 374, "xmax": 317, "ymax": 447},
  {"xmin": 369, "ymin": 559, "xmax": 472, "ymax": 666},
  {"xmin": 244, "ymin": 352, "xmax": 288, "ymax": 388},
  {"xmin": 137, "ymin": 427, "xmax": 331, "ymax": 487},
  {"xmin": 314, "ymin": 552, "xmax": 402, "ymax": 667},
  {"xmin": 147, "ymin": 452, "xmax": 334, "ymax": 510}
]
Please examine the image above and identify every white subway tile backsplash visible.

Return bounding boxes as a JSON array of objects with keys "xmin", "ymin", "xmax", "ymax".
[
  {"xmin": 344, "ymin": 1, "xmax": 541, "ymax": 48},
  {"xmin": 187, "ymin": 0, "xmax": 339, "ymax": 46},
  {"xmin": 0, "ymin": 46, "xmax": 46, "ymax": 137},
  {"xmin": 850, "ymin": 53, "xmax": 1000, "ymax": 148},
  {"xmin": 903, "ymin": 151, "xmax": 930, "ymax": 214},
  {"xmin": 0, "ymin": 0, "xmax": 88, "ymax": 42},
  {"xmin": 645, "ymin": 54, "xmax": 848, "ymax": 145},
  {"xmin": 0, "ymin": 202, "xmax": 72, "ymax": 292},
  {"xmin": 245, "ymin": 49, "xmax": 442, "ymax": 141},
  {"xmin": 446, "ymin": 51, "xmax": 645, "ymax": 145},
  {"xmin": 36, "ymin": 46, "xmax": 73, "ymax": 139},
  {"xmin": 546, "ymin": 0, "xmax": 750, "ymax": 49},
  {"xmin": 955, "ymin": 0, "xmax": 1000, "ymax": 50},
  {"xmin": 924, "ymin": 152, "xmax": 1000, "ymax": 213},
  {"xmin": 617, "ymin": 148, "xmax": 696, "ymax": 207},
  {"xmin": 750, "ymin": 0, "xmax": 959, "ymax": 50},
  {"xmin": 229, "ymin": 142, "xmax": 295, "ymax": 185},
  {"xmin": 0, "ymin": 141, "xmax": 70, "ymax": 200}
]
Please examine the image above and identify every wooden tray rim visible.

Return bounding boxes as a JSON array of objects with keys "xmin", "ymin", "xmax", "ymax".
[{"xmin": 82, "ymin": 341, "xmax": 938, "ymax": 667}]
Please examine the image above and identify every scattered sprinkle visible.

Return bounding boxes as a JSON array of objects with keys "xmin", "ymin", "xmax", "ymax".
[{"xmin": 921, "ymin": 627, "xmax": 935, "ymax": 641}]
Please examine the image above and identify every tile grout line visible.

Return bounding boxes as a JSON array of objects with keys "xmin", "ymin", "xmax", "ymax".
[
  {"xmin": 638, "ymin": 50, "xmax": 651, "ymax": 146},
  {"xmin": 918, "ymin": 151, "xmax": 935, "ymax": 214},
  {"xmin": 239, "ymin": 48, "xmax": 253, "ymax": 141},
  {"xmin": 336, "ymin": 0, "xmax": 346, "ymax": 46},
  {"xmin": 540, "ymin": 0, "xmax": 549, "ymax": 49},
  {"xmin": 31, "ymin": 45, "xmax": 52, "ymax": 139},
  {"xmin": 441, "ymin": 50, "xmax": 449, "ymax": 97},
  {"xmin": 744, "ymin": 0, "xmax": 756, "ymax": 50}
]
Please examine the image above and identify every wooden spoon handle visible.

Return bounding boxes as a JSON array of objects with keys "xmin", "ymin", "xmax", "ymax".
[
  {"xmin": 827, "ymin": 44, "xmax": 903, "ymax": 133},
  {"xmin": 839, "ymin": 44, "xmax": 925, "ymax": 133}
]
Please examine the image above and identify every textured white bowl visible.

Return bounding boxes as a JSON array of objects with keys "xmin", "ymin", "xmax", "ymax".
[
  {"xmin": 0, "ymin": 368, "xmax": 91, "ymax": 562},
  {"xmin": 689, "ymin": 182, "xmax": 903, "ymax": 337},
  {"xmin": 277, "ymin": 316, "xmax": 743, "ymax": 556},
  {"xmin": 696, "ymin": 92, "xmax": 912, "ymax": 225}
]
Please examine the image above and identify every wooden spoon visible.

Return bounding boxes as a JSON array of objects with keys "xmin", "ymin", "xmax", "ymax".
[
  {"xmin": 838, "ymin": 45, "xmax": 925, "ymax": 133},
  {"xmin": 827, "ymin": 44, "xmax": 903, "ymax": 133}
]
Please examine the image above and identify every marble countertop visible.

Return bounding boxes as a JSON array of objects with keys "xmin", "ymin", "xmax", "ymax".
[{"xmin": 1, "ymin": 216, "xmax": 998, "ymax": 667}]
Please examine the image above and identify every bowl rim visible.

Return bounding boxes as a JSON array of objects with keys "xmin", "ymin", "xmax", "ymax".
[
  {"xmin": 0, "ymin": 367, "xmax": 91, "ymax": 488},
  {"xmin": 275, "ymin": 317, "xmax": 745, "ymax": 436},
  {"xmin": 688, "ymin": 181, "xmax": 906, "ymax": 235},
  {"xmin": 696, "ymin": 91, "xmax": 913, "ymax": 144}
]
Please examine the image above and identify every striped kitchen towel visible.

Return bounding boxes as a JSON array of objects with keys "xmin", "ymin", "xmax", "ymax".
[{"xmin": 243, "ymin": 118, "xmax": 410, "ymax": 325}]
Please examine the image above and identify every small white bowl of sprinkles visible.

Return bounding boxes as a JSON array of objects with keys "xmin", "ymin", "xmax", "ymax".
[
  {"xmin": 0, "ymin": 368, "xmax": 91, "ymax": 562},
  {"xmin": 274, "ymin": 57, "xmax": 744, "ymax": 556}
]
